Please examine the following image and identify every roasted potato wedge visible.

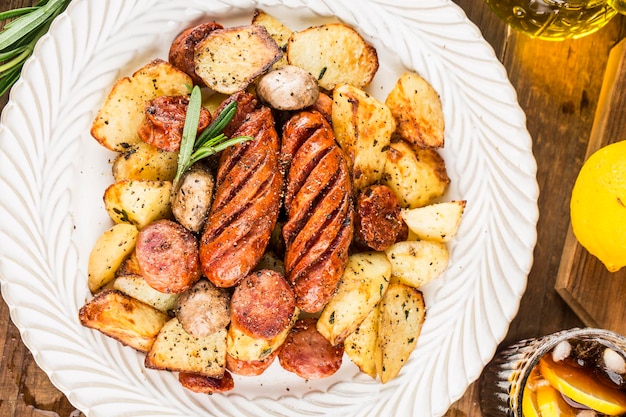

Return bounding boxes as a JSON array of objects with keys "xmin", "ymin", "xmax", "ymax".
[
  {"xmin": 113, "ymin": 274, "xmax": 179, "ymax": 313},
  {"xmin": 251, "ymin": 9, "xmax": 293, "ymax": 69},
  {"xmin": 91, "ymin": 59, "xmax": 192, "ymax": 152},
  {"xmin": 194, "ymin": 25, "xmax": 282, "ymax": 94},
  {"xmin": 79, "ymin": 289, "xmax": 169, "ymax": 352},
  {"xmin": 117, "ymin": 250, "xmax": 141, "ymax": 276},
  {"xmin": 384, "ymin": 240, "xmax": 450, "ymax": 288},
  {"xmin": 317, "ymin": 252, "xmax": 391, "ymax": 346},
  {"xmin": 112, "ymin": 141, "xmax": 178, "ymax": 182},
  {"xmin": 386, "ymin": 72, "xmax": 445, "ymax": 149},
  {"xmin": 344, "ymin": 302, "xmax": 379, "ymax": 379},
  {"xmin": 103, "ymin": 179, "xmax": 172, "ymax": 229},
  {"xmin": 87, "ymin": 223, "xmax": 138, "ymax": 292},
  {"xmin": 402, "ymin": 200, "xmax": 466, "ymax": 243},
  {"xmin": 332, "ymin": 84, "xmax": 395, "ymax": 192},
  {"xmin": 145, "ymin": 317, "xmax": 227, "ymax": 378},
  {"xmin": 287, "ymin": 23, "xmax": 378, "ymax": 90},
  {"xmin": 382, "ymin": 141, "xmax": 450, "ymax": 208},
  {"xmin": 375, "ymin": 283, "xmax": 425, "ymax": 383}
]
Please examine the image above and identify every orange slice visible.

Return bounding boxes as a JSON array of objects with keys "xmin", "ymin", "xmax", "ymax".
[
  {"xmin": 535, "ymin": 383, "xmax": 577, "ymax": 417},
  {"xmin": 538, "ymin": 354, "xmax": 626, "ymax": 415},
  {"xmin": 522, "ymin": 367, "xmax": 545, "ymax": 417}
]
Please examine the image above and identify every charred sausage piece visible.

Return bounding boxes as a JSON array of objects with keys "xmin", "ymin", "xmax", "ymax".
[
  {"xmin": 171, "ymin": 162, "xmax": 215, "ymax": 233},
  {"xmin": 175, "ymin": 278, "xmax": 230, "ymax": 338},
  {"xmin": 225, "ymin": 347, "xmax": 278, "ymax": 376},
  {"xmin": 213, "ymin": 91, "xmax": 259, "ymax": 137},
  {"xmin": 281, "ymin": 111, "xmax": 354, "ymax": 313},
  {"xmin": 178, "ymin": 370, "xmax": 234, "ymax": 394},
  {"xmin": 168, "ymin": 21, "xmax": 224, "ymax": 86},
  {"xmin": 230, "ymin": 270, "xmax": 297, "ymax": 340},
  {"xmin": 200, "ymin": 107, "xmax": 283, "ymax": 288},
  {"xmin": 137, "ymin": 95, "xmax": 211, "ymax": 152},
  {"xmin": 354, "ymin": 184, "xmax": 404, "ymax": 251},
  {"xmin": 136, "ymin": 219, "xmax": 202, "ymax": 294},
  {"xmin": 278, "ymin": 317, "xmax": 343, "ymax": 379},
  {"xmin": 306, "ymin": 92, "xmax": 333, "ymax": 124}
]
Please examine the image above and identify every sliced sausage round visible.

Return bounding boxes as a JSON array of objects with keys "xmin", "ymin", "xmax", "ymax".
[
  {"xmin": 354, "ymin": 184, "xmax": 404, "ymax": 251},
  {"xmin": 178, "ymin": 370, "xmax": 234, "ymax": 394}
]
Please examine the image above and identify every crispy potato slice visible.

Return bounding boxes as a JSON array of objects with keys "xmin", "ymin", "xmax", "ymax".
[
  {"xmin": 332, "ymin": 84, "xmax": 395, "ymax": 192},
  {"xmin": 145, "ymin": 317, "xmax": 227, "ymax": 378},
  {"xmin": 382, "ymin": 141, "xmax": 450, "ymax": 208},
  {"xmin": 79, "ymin": 289, "xmax": 169, "ymax": 352},
  {"xmin": 112, "ymin": 141, "xmax": 178, "ymax": 182},
  {"xmin": 91, "ymin": 59, "xmax": 192, "ymax": 152},
  {"xmin": 103, "ymin": 179, "xmax": 172, "ymax": 229},
  {"xmin": 117, "ymin": 250, "xmax": 141, "ymax": 277},
  {"xmin": 375, "ymin": 283, "xmax": 425, "ymax": 383},
  {"xmin": 402, "ymin": 200, "xmax": 466, "ymax": 243},
  {"xmin": 287, "ymin": 23, "xmax": 378, "ymax": 90},
  {"xmin": 88, "ymin": 223, "xmax": 138, "ymax": 292},
  {"xmin": 113, "ymin": 274, "xmax": 179, "ymax": 313},
  {"xmin": 317, "ymin": 252, "xmax": 391, "ymax": 346},
  {"xmin": 386, "ymin": 72, "xmax": 445, "ymax": 149},
  {"xmin": 344, "ymin": 302, "xmax": 379, "ymax": 379},
  {"xmin": 194, "ymin": 25, "xmax": 282, "ymax": 94},
  {"xmin": 384, "ymin": 240, "xmax": 450, "ymax": 288},
  {"xmin": 252, "ymin": 9, "xmax": 293, "ymax": 69}
]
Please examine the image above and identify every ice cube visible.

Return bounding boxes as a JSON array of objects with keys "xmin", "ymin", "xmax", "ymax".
[
  {"xmin": 552, "ymin": 340, "xmax": 572, "ymax": 362},
  {"xmin": 603, "ymin": 348, "xmax": 626, "ymax": 375},
  {"xmin": 576, "ymin": 410, "xmax": 598, "ymax": 417}
]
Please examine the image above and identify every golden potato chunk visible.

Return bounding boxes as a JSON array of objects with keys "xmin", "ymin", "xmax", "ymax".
[
  {"xmin": 79, "ymin": 289, "xmax": 169, "ymax": 352},
  {"xmin": 194, "ymin": 25, "xmax": 282, "ymax": 94},
  {"xmin": 103, "ymin": 179, "xmax": 172, "ymax": 229},
  {"xmin": 251, "ymin": 9, "xmax": 293, "ymax": 69},
  {"xmin": 384, "ymin": 240, "xmax": 450, "ymax": 288},
  {"xmin": 91, "ymin": 59, "xmax": 192, "ymax": 151},
  {"xmin": 287, "ymin": 23, "xmax": 378, "ymax": 90},
  {"xmin": 344, "ymin": 302, "xmax": 379, "ymax": 379},
  {"xmin": 112, "ymin": 141, "xmax": 178, "ymax": 182},
  {"xmin": 87, "ymin": 223, "xmax": 138, "ymax": 292},
  {"xmin": 113, "ymin": 274, "xmax": 179, "ymax": 313},
  {"xmin": 402, "ymin": 200, "xmax": 466, "ymax": 243},
  {"xmin": 386, "ymin": 72, "xmax": 445, "ymax": 149}
]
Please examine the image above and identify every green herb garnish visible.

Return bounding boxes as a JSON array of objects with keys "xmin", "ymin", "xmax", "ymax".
[
  {"xmin": 0, "ymin": 0, "xmax": 71, "ymax": 96},
  {"xmin": 174, "ymin": 85, "xmax": 253, "ymax": 186}
]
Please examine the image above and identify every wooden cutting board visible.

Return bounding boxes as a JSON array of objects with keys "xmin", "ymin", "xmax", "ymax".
[{"xmin": 555, "ymin": 37, "xmax": 626, "ymax": 333}]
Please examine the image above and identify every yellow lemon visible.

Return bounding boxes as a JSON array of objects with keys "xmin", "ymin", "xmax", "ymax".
[
  {"xmin": 538, "ymin": 354, "xmax": 626, "ymax": 415},
  {"xmin": 570, "ymin": 140, "xmax": 626, "ymax": 272},
  {"xmin": 522, "ymin": 367, "xmax": 545, "ymax": 417},
  {"xmin": 535, "ymin": 383, "xmax": 577, "ymax": 417}
]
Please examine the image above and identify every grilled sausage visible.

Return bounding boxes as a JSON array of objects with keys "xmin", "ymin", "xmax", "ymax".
[
  {"xmin": 225, "ymin": 349, "xmax": 278, "ymax": 376},
  {"xmin": 199, "ymin": 106, "xmax": 282, "ymax": 288},
  {"xmin": 354, "ymin": 184, "xmax": 404, "ymax": 251},
  {"xmin": 168, "ymin": 21, "xmax": 224, "ymax": 86},
  {"xmin": 213, "ymin": 91, "xmax": 259, "ymax": 137},
  {"xmin": 281, "ymin": 111, "xmax": 354, "ymax": 313},
  {"xmin": 178, "ymin": 370, "xmax": 234, "ymax": 393},
  {"xmin": 175, "ymin": 278, "xmax": 230, "ymax": 338},
  {"xmin": 171, "ymin": 162, "xmax": 215, "ymax": 233},
  {"xmin": 137, "ymin": 95, "xmax": 211, "ymax": 152},
  {"xmin": 135, "ymin": 219, "xmax": 201, "ymax": 294},
  {"xmin": 278, "ymin": 317, "xmax": 343, "ymax": 379}
]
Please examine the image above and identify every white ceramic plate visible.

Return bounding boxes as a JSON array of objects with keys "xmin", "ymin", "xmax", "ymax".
[{"xmin": 0, "ymin": 1, "xmax": 538, "ymax": 416}]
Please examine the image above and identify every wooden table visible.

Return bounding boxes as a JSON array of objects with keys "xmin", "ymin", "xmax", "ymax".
[{"xmin": 0, "ymin": 1, "xmax": 624, "ymax": 416}]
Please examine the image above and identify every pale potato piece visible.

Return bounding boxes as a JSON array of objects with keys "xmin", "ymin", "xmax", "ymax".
[
  {"xmin": 79, "ymin": 289, "xmax": 169, "ymax": 352},
  {"xmin": 332, "ymin": 84, "xmax": 395, "ymax": 192},
  {"xmin": 402, "ymin": 200, "xmax": 466, "ymax": 243},
  {"xmin": 112, "ymin": 141, "xmax": 178, "ymax": 182},
  {"xmin": 103, "ymin": 179, "xmax": 172, "ymax": 229},
  {"xmin": 251, "ymin": 9, "xmax": 293, "ymax": 69},
  {"xmin": 254, "ymin": 251, "xmax": 286, "ymax": 276},
  {"xmin": 344, "ymin": 302, "xmax": 379, "ymax": 379},
  {"xmin": 375, "ymin": 283, "xmax": 425, "ymax": 383},
  {"xmin": 88, "ymin": 223, "xmax": 138, "ymax": 292},
  {"xmin": 382, "ymin": 141, "xmax": 450, "ymax": 208},
  {"xmin": 113, "ymin": 274, "xmax": 179, "ymax": 313},
  {"xmin": 386, "ymin": 72, "xmax": 445, "ymax": 149},
  {"xmin": 194, "ymin": 25, "xmax": 282, "ymax": 94},
  {"xmin": 287, "ymin": 23, "xmax": 378, "ymax": 90},
  {"xmin": 227, "ymin": 311, "xmax": 298, "ymax": 362},
  {"xmin": 145, "ymin": 317, "xmax": 227, "ymax": 378},
  {"xmin": 384, "ymin": 240, "xmax": 450, "ymax": 288},
  {"xmin": 91, "ymin": 59, "xmax": 192, "ymax": 152},
  {"xmin": 317, "ymin": 252, "xmax": 391, "ymax": 346}
]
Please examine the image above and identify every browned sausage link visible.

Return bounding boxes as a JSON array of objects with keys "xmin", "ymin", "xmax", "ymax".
[
  {"xmin": 306, "ymin": 92, "xmax": 333, "ymax": 124},
  {"xmin": 225, "ymin": 349, "xmax": 278, "ymax": 376},
  {"xmin": 136, "ymin": 219, "xmax": 201, "ymax": 294},
  {"xmin": 354, "ymin": 184, "xmax": 404, "ymax": 251},
  {"xmin": 278, "ymin": 317, "xmax": 343, "ymax": 379},
  {"xmin": 213, "ymin": 91, "xmax": 259, "ymax": 138},
  {"xmin": 168, "ymin": 21, "xmax": 223, "ymax": 86},
  {"xmin": 137, "ymin": 95, "xmax": 211, "ymax": 152},
  {"xmin": 200, "ymin": 107, "xmax": 282, "ymax": 288},
  {"xmin": 230, "ymin": 270, "xmax": 296, "ymax": 339},
  {"xmin": 281, "ymin": 111, "xmax": 354, "ymax": 313},
  {"xmin": 178, "ymin": 370, "xmax": 234, "ymax": 394}
]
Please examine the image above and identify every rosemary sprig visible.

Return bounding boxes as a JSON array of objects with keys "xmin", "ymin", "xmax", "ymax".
[
  {"xmin": 174, "ymin": 86, "xmax": 253, "ymax": 187},
  {"xmin": 0, "ymin": 0, "xmax": 71, "ymax": 96}
]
